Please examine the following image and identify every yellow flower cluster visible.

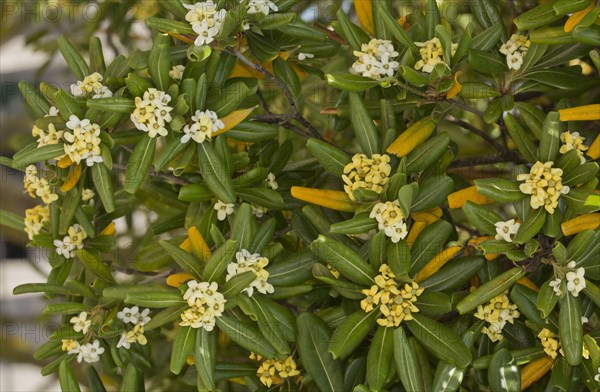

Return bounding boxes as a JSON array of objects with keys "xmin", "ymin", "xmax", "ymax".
[
  {"xmin": 414, "ymin": 37, "xmax": 457, "ymax": 73},
  {"xmin": 32, "ymin": 123, "xmax": 63, "ymax": 147},
  {"xmin": 360, "ymin": 265, "xmax": 424, "ymax": 327},
  {"xmin": 117, "ymin": 324, "xmax": 148, "ymax": 349},
  {"xmin": 70, "ymin": 72, "xmax": 112, "ymax": 98},
  {"xmin": 499, "ymin": 34, "xmax": 530, "ymax": 71},
  {"xmin": 517, "ymin": 161, "xmax": 570, "ymax": 214},
  {"xmin": 560, "ymin": 131, "xmax": 588, "ymax": 163},
  {"xmin": 24, "ymin": 205, "xmax": 49, "ymax": 240},
  {"xmin": 253, "ymin": 354, "xmax": 300, "ymax": 388},
  {"xmin": 342, "ymin": 154, "xmax": 391, "ymax": 201},
  {"xmin": 61, "ymin": 339, "xmax": 79, "ymax": 352},
  {"xmin": 64, "ymin": 115, "xmax": 104, "ymax": 166},
  {"xmin": 180, "ymin": 281, "xmax": 226, "ymax": 331},
  {"xmin": 24, "ymin": 165, "xmax": 58, "ymax": 204},
  {"xmin": 474, "ymin": 294, "xmax": 520, "ymax": 342},
  {"xmin": 538, "ymin": 328, "xmax": 590, "ymax": 360},
  {"xmin": 370, "ymin": 201, "xmax": 408, "ymax": 243},
  {"xmin": 130, "ymin": 88, "xmax": 173, "ymax": 138}
]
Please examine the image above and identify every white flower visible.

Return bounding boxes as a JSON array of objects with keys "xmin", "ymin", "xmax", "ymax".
[
  {"xmin": 566, "ymin": 267, "xmax": 586, "ymax": 297},
  {"xmin": 117, "ymin": 306, "xmax": 140, "ymax": 324},
  {"xmin": 414, "ymin": 37, "xmax": 457, "ymax": 74},
  {"xmin": 70, "ymin": 72, "xmax": 112, "ymax": 98},
  {"xmin": 214, "ymin": 200, "xmax": 235, "ymax": 221},
  {"xmin": 594, "ymin": 367, "xmax": 600, "ymax": 382},
  {"xmin": 131, "ymin": 88, "xmax": 173, "ymax": 138},
  {"xmin": 181, "ymin": 110, "xmax": 223, "ymax": 144},
  {"xmin": 180, "ymin": 280, "xmax": 227, "ymax": 331},
  {"xmin": 298, "ymin": 52, "xmax": 314, "ymax": 61},
  {"xmin": 549, "ymin": 278, "xmax": 563, "ymax": 296},
  {"xmin": 81, "ymin": 189, "xmax": 95, "ymax": 202},
  {"xmin": 116, "ymin": 332, "xmax": 131, "ymax": 349},
  {"xmin": 135, "ymin": 308, "xmax": 151, "ymax": 326},
  {"xmin": 169, "ymin": 64, "xmax": 185, "ymax": 80},
  {"xmin": 46, "ymin": 106, "xmax": 59, "ymax": 117},
  {"xmin": 581, "ymin": 316, "xmax": 588, "ymax": 324},
  {"xmin": 370, "ymin": 201, "xmax": 408, "ymax": 242},
  {"xmin": 246, "ymin": 0, "xmax": 278, "ymax": 15},
  {"xmin": 63, "ymin": 115, "xmax": 104, "ymax": 166},
  {"xmin": 266, "ymin": 172, "xmax": 278, "ymax": 190},
  {"xmin": 252, "ymin": 204, "xmax": 267, "ymax": 218},
  {"xmin": 74, "ymin": 340, "xmax": 105, "ymax": 363},
  {"xmin": 70, "ymin": 312, "xmax": 91, "ymax": 334},
  {"xmin": 226, "ymin": 249, "xmax": 273, "ymax": 296},
  {"xmin": 54, "ymin": 238, "xmax": 77, "ymax": 259},
  {"xmin": 184, "ymin": 1, "xmax": 226, "ymax": 47},
  {"xmin": 506, "ymin": 51, "xmax": 524, "ymax": 71},
  {"xmin": 351, "ymin": 39, "xmax": 400, "ymax": 80},
  {"xmin": 494, "ymin": 219, "xmax": 520, "ymax": 242}
]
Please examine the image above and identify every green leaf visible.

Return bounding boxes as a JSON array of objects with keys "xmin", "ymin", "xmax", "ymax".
[
  {"xmin": 310, "ymin": 235, "xmax": 376, "ymax": 285},
  {"xmin": 471, "ymin": 24, "xmax": 504, "ymax": 51},
  {"xmin": 475, "ymin": 178, "xmax": 526, "ymax": 202},
  {"xmin": 420, "ymin": 256, "xmax": 485, "ymax": 292},
  {"xmin": 538, "ymin": 112, "xmax": 561, "ymax": 163},
  {"xmin": 405, "ymin": 133, "xmax": 449, "ymax": 174},
  {"xmin": 412, "ymin": 175, "xmax": 454, "ymax": 212},
  {"xmin": 504, "ymin": 113, "xmax": 538, "ymax": 163},
  {"xmin": 220, "ymin": 271, "xmax": 256, "ymax": 298},
  {"xmin": 43, "ymin": 302, "xmax": 91, "ymax": 315},
  {"xmin": 91, "ymin": 163, "xmax": 115, "ymax": 213},
  {"xmin": 57, "ymin": 36, "xmax": 90, "ymax": 80},
  {"xmin": 488, "ymin": 349, "xmax": 520, "ymax": 392},
  {"xmin": 195, "ymin": 329, "xmax": 216, "ymax": 390},
  {"xmin": 394, "ymin": 327, "xmax": 425, "ymax": 392},
  {"xmin": 334, "ymin": 9, "xmax": 369, "ymax": 51},
  {"xmin": 216, "ymin": 315, "xmax": 276, "ymax": 358},
  {"xmin": 326, "ymin": 73, "xmax": 379, "ymax": 92},
  {"xmin": 266, "ymin": 250, "xmax": 316, "ymax": 286},
  {"xmin": 197, "ymin": 142, "xmax": 236, "ymax": 204},
  {"xmin": 410, "ymin": 219, "xmax": 453, "ymax": 274},
  {"xmin": 0, "ymin": 209, "xmax": 24, "ymax": 232},
  {"xmin": 457, "ymin": 267, "xmax": 526, "ymax": 314},
  {"xmin": 126, "ymin": 73, "xmax": 154, "ymax": 97},
  {"xmin": 143, "ymin": 304, "xmax": 188, "ymax": 331},
  {"xmin": 559, "ymin": 294, "xmax": 583, "ymax": 366},
  {"xmin": 349, "ymin": 93, "xmax": 381, "ymax": 155},
  {"xmin": 564, "ymin": 189, "xmax": 600, "ymax": 214},
  {"xmin": 59, "ymin": 360, "xmax": 81, "ymax": 392},
  {"xmin": 244, "ymin": 295, "xmax": 290, "ymax": 355},
  {"xmin": 18, "ymin": 81, "xmax": 51, "ymax": 118},
  {"xmin": 86, "ymin": 97, "xmax": 136, "ymax": 113},
  {"xmin": 329, "ymin": 310, "xmax": 378, "ymax": 360},
  {"xmin": 463, "ymin": 201, "xmax": 502, "ymax": 235},
  {"xmin": 58, "ymin": 188, "xmax": 80, "ymax": 235},
  {"xmin": 330, "ymin": 215, "xmax": 378, "ymax": 235},
  {"xmin": 125, "ymin": 136, "xmax": 156, "ymax": 194},
  {"xmin": 119, "ymin": 363, "xmax": 142, "ymax": 392},
  {"xmin": 170, "ymin": 326, "xmax": 197, "ymax": 375},
  {"xmin": 159, "ymin": 240, "xmax": 203, "ymax": 278},
  {"xmin": 468, "ymin": 49, "xmax": 508, "ymax": 74},
  {"xmin": 202, "ymin": 239, "xmax": 238, "ymax": 282},
  {"xmin": 306, "ymin": 138, "xmax": 351, "ymax": 177},
  {"xmin": 407, "ymin": 313, "xmax": 472, "ymax": 368},
  {"xmin": 76, "ymin": 249, "xmax": 114, "ymax": 283},
  {"xmin": 146, "ymin": 17, "xmax": 194, "ymax": 34},
  {"xmin": 563, "ymin": 162, "xmax": 599, "ymax": 186},
  {"xmin": 125, "ymin": 291, "xmax": 185, "ymax": 308},
  {"xmin": 367, "ymin": 326, "xmax": 394, "ymax": 391},
  {"xmin": 510, "ymin": 284, "xmax": 549, "ymax": 329},
  {"xmin": 13, "ymin": 143, "xmax": 65, "ymax": 167},
  {"xmin": 459, "ymin": 82, "xmax": 500, "ymax": 99},
  {"xmin": 148, "ymin": 33, "xmax": 171, "ymax": 91},
  {"xmin": 86, "ymin": 365, "xmax": 107, "ymax": 392},
  {"xmin": 514, "ymin": 2, "xmax": 563, "ymax": 31},
  {"xmin": 297, "ymin": 313, "xmax": 344, "ymax": 392},
  {"xmin": 513, "ymin": 208, "xmax": 547, "ymax": 244},
  {"xmin": 537, "ymin": 280, "xmax": 559, "ymax": 319}
]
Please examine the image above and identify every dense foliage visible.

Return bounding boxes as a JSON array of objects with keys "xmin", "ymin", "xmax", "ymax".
[{"xmin": 2, "ymin": 0, "xmax": 600, "ymax": 391}]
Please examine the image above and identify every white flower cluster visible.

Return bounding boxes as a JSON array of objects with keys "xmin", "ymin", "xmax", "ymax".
[
  {"xmin": 494, "ymin": 219, "xmax": 520, "ymax": 243},
  {"xmin": 414, "ymin": 37, "xmax": 457, "ymax": 73},
  {"xmin": 560, "ymin": 131, "xmax": 588, "ymax": 163},
  {"xmin": 351, "ymin": 39, "xmax": 400, "ymax": 80},
  {"xmin": 499, "ymin": 34, "xmax": 530, "ymax": 71},
  {"xmin": 32, "ymin": 123, "xmax": 63, "ymax": 147},
  {"xmin": 246, "ymin": 0, "xmax": 278, "ymax": 15},
  {"xmin": 214, "ymin": 200, "xmax": 235, "ymax": 221},
  {"xmin": 24, "ymin": 205, "xmax": 49, "ymax": 240},
  {"xmin": 53, "ymin": 224, "xmax": 87, "ymax": 258},
  {"xmin": 65, "ymin": 340, "xmax": 105, "ymax": 364},
  {"xmin": 266, "ymin": 172, "xmax": 278, "ymax": 190},
  {"xmin": 475, "ymin": 293, "xmax": 520, "ymax": 342},
  {"xmin": 181, "ymin": 109, "xmax": 224, "ymax": 144},
  {"xmin": 116, "ymin": 306, "xmax": 151, "ymax": 350},
  {"xmin": 70, "ymin": 72, "xmax": 112, "ymax": 98},
  {"xmin": 518, "ymin": 161, "xmax": 570, "ymax": 214},
  {"xmin": 63, "ymin": 115, "xmax": 104, "ymax": 166},
  {"xmin": 24, "ymin": 165, "xmax": 58, "ymax": 204},
  {"xmin": 131, "ymin": 88, "xmax": 173, "ymax": 138},
  {"xmin": 226, "ymin": 249, "xmax": 274, "ymax": 296},
  {"xmin": 184, "ymin": 1, "xmax": 226, "ymax": 47},
  {"xmin": 180, "ymin": 281, "xmax": 226, "ymax": 331},
  {"xmin": 169, "ymin": 64, "xmax": 185, "ymax": 81},
  {"xmin": 549, "ymin": 261, "xmax": 586, "ymax": 297},
  {"xmin": 63, "ymin": 312, "xmax": 105, "ymax": 364},
  {"xmin": 370, "ymin": 201, "xmax": 408, "ymax": 243}
]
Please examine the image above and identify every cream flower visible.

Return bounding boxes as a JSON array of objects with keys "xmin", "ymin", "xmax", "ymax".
[
  {"xmin": 72, "ymin": 340, "xmax": 104, "ymax": 363},
  {"xmin": 226, "ymin": 249, "xmax": 274, "ymax": 296},
  {"xmin": 342, "ymin": 154, "xmax": 391, "ymax": 200},
  {"xmin": 180, "ymin": 280, "xmax": 226, "ymax": 331},
  {"xmin": 131, "ymin": 88, "xmax": 173, "ymax": 138},
  {"xmin": 181, "ymin": 109, "xmax": 223, "ymax": 143},
  {"xmin": 474, "ymin": 293, "xmax": 520, "ymax": 342},
  {"xmin": 298, "ymin": 52, "xmax": 314, "ymax": 61},
  {"xmin": 81, "ymin": 189, "xmax": 95, "ymax": 202},
  {"xmin": 70, "ymin": 311, "xmax": 91, "ymax": 334},
  {"xmin": 500, "ymin": 34, "xmax": 530, "ymax": 71},
  {"xmin": 559, "ymin": 131, "xmax": 588, "ymax": 163},
  {"xmin": 351, "ymin": 39, "xmax": 400, "ymax": 80},
  {"xmin": 70, "ymin": 72, "xmax": 112, "ymax": 98},
  {"xmin": 246, "ymin": 0, "xmax": 278, "ymax": 15},
  {"xmin": 214, "ymin": 200, "xmax": 235, "ymax": 221},
  {"xmin": 517, "ymin": 161, "xmax": 569, "ymax": 214},
  {"xmin": 549, "ymin": 278, "xmax": 563, "ymax": 296},
  {"xmin": 494, "ymin": 219, "xmax": 520, "ymax": 242},
  {"xmin": 24, "ymin": 205, "xmax": 49, "ymax": 240},
  {"xmin": 169, "ymin": 64, "xmax": 185, "ymax": 81},
  {"xmin": 414, "ymin": 37, "xmax": 457, "ymax": 73},
  {"xmin": 32, "ymin": 123, "xmax": 63, "ymax": 147},
  {"xmin": 565, "ymin": 266, "xmax": 586, "ymax": 297},
  {"xmin": 266, "ymin": 172, "xmax": 278, "ymax": 190},
  {"xmin": 63, "ymin": 115, "xmax": 103, "ymax": 166},
  {"xmin": 184, "ymin": 1, "xmax": 226, "ymax": 46},
  {"xmin": 24, "ymin": 165, "xmax": 58, "ymax": 204}
]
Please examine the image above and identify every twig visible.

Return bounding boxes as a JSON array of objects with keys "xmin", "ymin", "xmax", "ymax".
[
  {"xmin": 449, "ymin": 152, "xmax": 527, "ymax": 168},
  {"xmin": 446, "ymin": 115, "xmax": 507, "ymax": 153},
  {"xmin": 449, "ymin": 100, "xmax": 485, "ymax": 118},
  {"xmin": 228, "ymin": 48, "xmax": 324, "ymax": 141}
]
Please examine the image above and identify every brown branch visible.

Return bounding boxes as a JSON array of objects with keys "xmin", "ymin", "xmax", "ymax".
[
  {"xmin": 446, "ymin": 115, "xmax": 507, "ymax": 153},
  {"xmin": 449, "ymin": 152, "xmax": 527, "ymax": 168}
]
